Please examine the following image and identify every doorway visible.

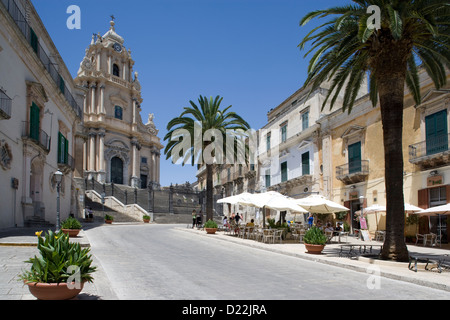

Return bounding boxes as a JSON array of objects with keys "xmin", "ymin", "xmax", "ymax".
[{"xmin": 111, "ymin": 157, "xmax": 124, "ymax": 184}]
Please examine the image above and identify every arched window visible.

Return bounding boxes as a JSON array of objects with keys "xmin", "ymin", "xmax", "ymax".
[{"xmin": 113, "ymin": 63, "xmax": 120, "ymax": 77}]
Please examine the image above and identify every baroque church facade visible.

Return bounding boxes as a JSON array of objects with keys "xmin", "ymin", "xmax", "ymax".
[{"xmin": 74, "ymin": 19, "xmax": 163, "ymax": 189}]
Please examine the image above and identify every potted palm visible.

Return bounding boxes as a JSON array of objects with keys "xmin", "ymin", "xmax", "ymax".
[
  {"xmin": 143, "ymin": 214, "xmax": 151, "ymax": 223},
  {"xmin": 19, "ymin": 230, "xmax": 96, "ymax": 300},
  {"xmin": 303, "ymin": 227, "xmax": 327, "ymax": 254},
  {"xmin": 61, "ymin": 217, "xmax": 82, "ymax": 237},
  {"xmin": 204, "ymin": 219, "xmax": 218, "ymax": 234},
  {"xmin": 105, "ymin": 214, "xmax": 114, "ymax": 224}
]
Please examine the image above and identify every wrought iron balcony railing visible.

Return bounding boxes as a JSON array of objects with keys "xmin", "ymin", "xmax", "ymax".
[
  {"xmin": 1, "ymin": 0, "xmax": 83, "ymax": 120},
  {"xmin": 0, "ymin": 89, "xmax": 12, "ymax": 119},
  {"xmin": 21, "ymin": 121, "xmax": 51, "ymax": 152},
  {"xmin": 336, "ymin": 160, "xmax": 369, "ymax": 184},
  {"xmin": 409, "ymin": 134, "xmax": 450, "ymax": 161},
  {"xmin": 58, "ymin": 154, "xmax": 75, "ymax": 171}
]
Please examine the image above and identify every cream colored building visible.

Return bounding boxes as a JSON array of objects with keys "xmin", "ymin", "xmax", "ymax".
[
  {"xmin": 323, "ymin": 69, "xmax": 450, "ymax": 241},
  {"xmin": 74, "ymin": 19, "xmax": 163, "ymax": 189},
  {"xmin": 0, "ymin": 0, "xmax": 84, "ymax": 228}
]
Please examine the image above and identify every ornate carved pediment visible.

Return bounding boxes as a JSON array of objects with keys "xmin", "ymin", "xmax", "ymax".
[{"xmin": 26, "ymin": 81, "xmax": 48, "ymax": 107}]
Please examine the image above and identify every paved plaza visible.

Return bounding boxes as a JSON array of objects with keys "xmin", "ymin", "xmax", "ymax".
[{"xmin": 0, "ymin": 223, "xmax": 449, "ymax": 300}]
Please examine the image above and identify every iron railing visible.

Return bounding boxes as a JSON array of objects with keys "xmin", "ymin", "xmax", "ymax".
[
  {"xmin": 21, "ymin": 121, "xmax": 51, "ymax": 152},
  {"xmin": 0, "ymin": 89, "xmax": 12, "ymax": 119},
  {"xmin": 409, "ymin": 134, "xmax": 450, "ymax": 161},
  {"xmin": 0, "ymin": 0, "xmax": 83, "ymax": 120},
  {"xmin": 58, "ymin": 154, "xmax": 75, "ymax": 171},
  {"xmin": 336, "ymin": 160, "xmax": 369, "ymax": 177}
]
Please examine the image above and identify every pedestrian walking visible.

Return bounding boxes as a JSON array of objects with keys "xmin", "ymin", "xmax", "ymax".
[{"xmin": 197, "ymin": 210, "xmax": 203, "ymax": 227}]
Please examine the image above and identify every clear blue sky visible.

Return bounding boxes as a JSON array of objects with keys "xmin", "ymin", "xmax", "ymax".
[{"xmin": 32, "ymin": 0, "xmax": 342, "ymax": 187}]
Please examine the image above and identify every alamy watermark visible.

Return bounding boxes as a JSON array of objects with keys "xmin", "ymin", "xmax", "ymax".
[{"xmin": 66, "ymin": 5, "xmax": 81, "ymax": 30}]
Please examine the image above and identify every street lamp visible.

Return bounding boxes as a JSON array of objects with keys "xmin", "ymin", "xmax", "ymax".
[{"xmin": 54, "ymin": 170, "xmax": 63, "ymax": 231}]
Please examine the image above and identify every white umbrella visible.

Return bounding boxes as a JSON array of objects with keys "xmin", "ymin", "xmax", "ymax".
[
  {"xmin": 404, "ymin": 203, "xmax": 424, "ymax": 213},
  {"xmin": 217, "ymin": 193, "xmax": 253, "ymax": 205},
  {"xmin": 294, "ymin": 195, "xmax": 349, "ymax": 213},
  {"xmin": 418, "ymin": 203, "xmax": 450, "ymax": 245},
  {"xmin": 355, "ymin": 204, "xmax": 386, "ymax": 215}
]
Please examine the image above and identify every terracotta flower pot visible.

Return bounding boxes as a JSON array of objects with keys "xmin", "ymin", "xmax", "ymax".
[
  {"xmin": 143, "ymin": 219, "xmax": 150, "ymax": 223},
  {"xmin": 205, "ymin": 228, "xmax": 217, "ymax": 234},
  {"xmin": 105, "ymin": 220, "xmax": 113, "ymax": 224},
  {"xmin": 305, "ymin": 243, "xmax": 325, "ymax": 254},
  {"xmin": 61, "ymin": 229, "xmax": 80, "ymax": 237},
  {"xmin": 25, "ymin": 281, "xmax": 85, "ymax": 300}
]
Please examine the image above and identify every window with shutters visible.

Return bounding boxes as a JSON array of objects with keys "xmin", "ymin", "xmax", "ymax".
[
  {"xmin": 29, "ymin": 27, "xmax": 38, "ymax": 54},
  {"xmin": 302, "ymin": 152, "xmax": 310, "ymax": 176},
  {"xmin": 57, "ymin": 132, "xmax": 69, "ymax": 165},
  {"xmin": 425, "ymin": 110, "xmax": 448, "ymax": 156},
  {"xmin": 30, "ymin": 102, "xmax": 40, "ymax": 141},
  {"xmin": 281, "ymin": 161, "xmax": 288, "ymax": 182}
]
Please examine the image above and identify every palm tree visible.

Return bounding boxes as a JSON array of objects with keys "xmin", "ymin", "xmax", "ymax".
[
  {"xmin": 164, "ymin": 95, "xmax": 251, "ymax": 222},
  {"xmin": 299, "ymin": 0, "xmax": 449, "ymax": 261}
]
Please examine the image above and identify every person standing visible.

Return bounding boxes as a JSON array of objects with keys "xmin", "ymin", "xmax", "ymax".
[
  {"xmin": 307, "ymin": 213, "xmax": 314, "ymax": 229},
  {"xmin": 192, "ymin": 209, "xmax": 197, "ymax": 228}
]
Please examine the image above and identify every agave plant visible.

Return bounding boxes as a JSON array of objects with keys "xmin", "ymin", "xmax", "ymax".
[{"xmin": 19, "ymin": 230, "xmax": 96, "ymax": 284}]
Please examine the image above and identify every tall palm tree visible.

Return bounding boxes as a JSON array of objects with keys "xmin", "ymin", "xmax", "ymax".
[
  {"xmin": 164, "ymin": 95, "xmax": 251, "ymax": 222},
  {"xmin": 299, "ymin": 0, "xmax": 449, "ymax": 261}
]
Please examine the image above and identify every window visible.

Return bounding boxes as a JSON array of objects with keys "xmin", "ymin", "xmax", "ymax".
[
  {"xmin": 281, "ymin": 161, "xmax": 288, "ymax": 182},
  {"xmin": 113, "ymin": 64, "xmax": 120, "ymax": 77},
  {"xmin": 30, "ymin": 27, "xmax": 38, "ymax": 54},
  {"xmin": 425, "ymin": 110, "xmax": 448, "ymax": 155},
  {"xmin": 141, "ymin": 157, "xmax": 147, "ymax": 164},
  {"xmin": 281, "ymin": 124, "xmax": 287, "ymax": 143},
  {"xmin": 57, "ymin": 132, "xmax": 69, "ymax": 164},
  {"xmin": 302, "ymin": 152, "xmax": 310, "ymax": 175},
  {"xmin": 59, "ymin": 75, "xmax": 65, "ymax": 94},
  {"xmin": 348, "ymin": 141, "xmax": 362, "ymax": 174},
  {"xmin": 429, "ymin": 187, "xmax": 446, "ymax": 207},
  {"xmin": 302, "ymin": 110, "xmax": 309, "ymax": 131},
  {"xmin": 265, "ymin": 169, "xmax": 271, "ymax": 188},
  {"xmin": 266, "ymin": 133, "xmax": 271, "ymax": 152},
  {"xmin": 29, "ymin": 102, "xmax": 40, "ymax": 141},
  {"xmin": 114, "ymin": 105, "xmax": 123, "ymax": 120}
]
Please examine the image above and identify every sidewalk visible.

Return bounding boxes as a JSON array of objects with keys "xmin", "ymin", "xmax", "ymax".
[
  {"xmin": 1, "ymin": 225, "xmax": 449, "ymax": 300},
  {"xmin": 0, "ymin": 225, "xmax": 117, "ymax": 300},
  {"xmin": 176, "ymin": 226, "xmax": 450, "ymax": 293}
]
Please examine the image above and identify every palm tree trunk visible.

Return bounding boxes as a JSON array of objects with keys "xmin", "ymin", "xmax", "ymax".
[
  {"xmin": 377, "ymin": 63, "xmax": 409, "ymax": 262},
  {"xmin": 206, "ymin": 164, "xmax": 214, "ymax": 222}
]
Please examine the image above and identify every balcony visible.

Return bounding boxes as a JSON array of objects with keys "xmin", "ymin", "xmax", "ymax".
[
  {"xmin": 336, "ymin": 160, "xmax": 369, "ymax": 185},
  {"xmin": 409, "ymin": 134, "xmax": 450, "ymax": 169},
  {"xmin": 58, "ymin": 154, "xmax": 75, "ymax": 172},
  {"xmin": 1, "ymin": 0, "xmax": 83, "ymax": 120},
  {"xmin": 21, "ymin": 121, "xmax": 51, "ymax": 152},
  {"xmin": 0, "ymin": 89, "xmax": 12, "ymax": 119}
]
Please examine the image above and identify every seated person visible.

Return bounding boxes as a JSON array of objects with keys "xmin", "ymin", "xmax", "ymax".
[{"xmin": 246, "ymin": 219, "xmax": 255, "ymax": 227}]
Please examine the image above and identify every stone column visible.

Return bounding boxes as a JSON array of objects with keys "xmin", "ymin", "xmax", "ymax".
[
  {"xmin": 99, "ymin": 83, "xmax": 105, "ymax": 114},
  {"xmin": 90, "ymin": 83, "xmax": 97, "ymax": 114},
  {"xmin": 130, "ymin": 138, "xmax": 140, "ymax": 188},
  {"xmin": 97, "ymin": 130, "xmax": 106, "ymax": 183},
  {"xmin": 88, "ymin": 131, "xmax": 96, "ymax": 179}
]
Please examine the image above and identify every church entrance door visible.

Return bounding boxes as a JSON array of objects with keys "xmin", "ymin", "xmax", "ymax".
[{"xmin": 111, "ymin": 157, "xmax": 124, "ymax": 184}]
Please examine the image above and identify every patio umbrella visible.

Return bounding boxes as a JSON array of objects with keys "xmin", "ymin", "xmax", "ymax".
[
  {"xmin": 294, "ymin": 195, "xmax": 349, "ymax": 214},
  {"xmin": 217, "ymin": 193, "xmax": 253, "ymax": 205},
  {"xmin": 418, "ymin": 203, "xmax": 450, "ymax": 245},
  {"xmin": 404, "ymin": 203, "xmax": 423, "ymax": 213}
]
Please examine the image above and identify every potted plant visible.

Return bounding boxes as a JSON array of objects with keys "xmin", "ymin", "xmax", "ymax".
[
  {"xmin": 143, "ymin": 214, "xmax": 151, "ymax": 223},
  {"xmin": 19, "ymin": 230, "xmax": 96, "ymax": 300},
  {"xmin": 105, "ymin": 214, "xmax": 114, "ymax": 224},
  {"xmin": 303, "ymin": 226, "xmax": 327, "ymax": 254},
  {"xmin": 61, "ymin": 217, "xmax": 82, "ymax": 237},
  {"xmin": 204, "ymin": 219, "xmax": 218, "ymax": 234}
]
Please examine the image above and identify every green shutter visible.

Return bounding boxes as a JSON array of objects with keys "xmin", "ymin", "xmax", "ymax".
[
  {"xmin": 348, "ymin": 142, "xmax": 362, "ymax": 174},
  {"xmin": 302, "ymin": 152, "xmax": 310, "ymax": 175},
  {"xmin": 64, "ymin": 136, "xmax": 69, "ymax": 164},
  {"xmin": 59, "ymin": 75, "xmax": 65, "ymax": 94},
  {"xmin": 426, "ymin": 110, "xmax": 448, "ymax": 155},
  {"xmin": 58, "ymin": 132, "xmax": 69, "ymax": 164},
  {"xmin": 30, "ymin": 103, "xmax": 40, "ymax": 141},
  {"xmin": 30, "ymin": 27, "xmax": 38, "ymax": 53},
  {"xmin": 281, "ymin": 162, "xmax": 288, "ymax": 182}
]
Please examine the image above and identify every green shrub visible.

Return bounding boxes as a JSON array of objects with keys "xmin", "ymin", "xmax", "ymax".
[
  {"xmin": 19, "ymin": 230, "xmax": 96, "ymax": 284},
  {"xmin": 204, "ymin": 219, "xmax": 218, "ymax": 228},
  {"xmin": 105, "ymin": 214, "xmax": 114, "ymax": 221},
  {"xmin": 143, "ymin": 215, "xmax": 151, "ymax": 220},
  {"xmin": 61, "ymin": 217, "xmax": 82, "ymax": 230},
  {"xmin": 303, "ymin": 227, "xmax": 327, "ymax": 245}
]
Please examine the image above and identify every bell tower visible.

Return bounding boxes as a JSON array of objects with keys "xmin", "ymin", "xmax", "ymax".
[{"xmin": 75, "ymin": 18, "xmax": 163, "ymax": 188}]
